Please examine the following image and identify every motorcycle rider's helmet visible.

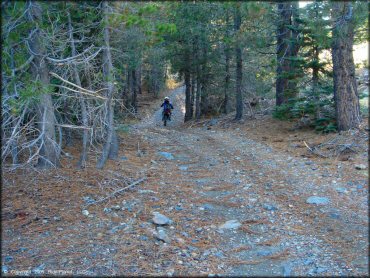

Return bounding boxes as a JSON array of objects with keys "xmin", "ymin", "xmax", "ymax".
[{"xmin": 164, "ymin": 97, "xmax": 169, "ymax": 102}]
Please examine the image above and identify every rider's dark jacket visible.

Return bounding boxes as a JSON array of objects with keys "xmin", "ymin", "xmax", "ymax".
[{"xmin": 161, "ymin": 101, "xmax": 174, "ymax": 112}]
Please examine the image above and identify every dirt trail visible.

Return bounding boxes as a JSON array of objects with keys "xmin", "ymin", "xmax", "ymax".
[
  {"xmin": 2, "ymin": 86, "xmax": 367, "ymax": 276},
  {"xmin": 132, "ymin": 86, "xmax": 368, "ymax": 276}
]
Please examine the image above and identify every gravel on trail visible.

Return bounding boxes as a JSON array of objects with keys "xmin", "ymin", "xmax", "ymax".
[{"xmin": 2, "ymin": 86, "xmax": 368, "ymax": 276}]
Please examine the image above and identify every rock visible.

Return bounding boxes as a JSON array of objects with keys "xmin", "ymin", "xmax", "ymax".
[
  {"xmin": 174, "ymin": 205, "xmax": 183, "ymax": 211},
  {"xmin": 315, "ymin": 267, "xmax": 328, "ymax": 274},
  {"xmin": 257, "ymin": 250, "xmax": 273, "ymax": 256},
  {"xmin": 155, "ymin": 227, "xmax": 170, "ymax": 243},
  {"xmin": 209, "ymin": 119, "xmax": 218, "ymax": 126},
  {"xmin": 355, "ymin": 164, "xmax": 367, "ymax": 170},
  {"xmin": 335, "ymin": 187, "xmax": 347, "ymax": 194},
  {"xmin": 306, "ymin": 196, "xmax": 330, "ymax": 205},
  {"xmin": 203, "ymin": 204, "xmax": 214, "ymax": 211},
  {"xmin": 178, "ymin": 166, "xmax": 188, "ymax": 171},
  {"xmin": 139, "ymin": 235, "xmax": 148, "ymax": 241},
  {"xmin": 138, "ymin": 189, "xmax": 156, "ymax": 194},
  {"xmin": 103, "ymin": 207, "xmax": 112, "ymax": 213},
  {"xmin": 109, "ymin": 223, "xmax": 127, "ymax": 234},
  {"xmin": 120, "ymin": 156, "xmax": 128, "ymax": 161},
  {"xmin": 82, "ymin": 210, "xmax": 89, "ymax": 216},
  {"xmin": 53, "ymin": 216, "xmax": 61, "ymax": 221},
  {"xmin": 218, "ymin": 220, "xmax": 242, "ymax": 230},
  {"xmin": 263, "ymin": 204, "xmax": 278, "ymax": 211},
  {"xmin": 214, "ymin": 251, "xmax": 224, "ymax": 258},
  {"xmin": 158, "ymin": 152, "xmax": 174, "ymax": 160},
  {"xmin": 82, "ymin": 196, "xmax": 95, "ymax": 205},
  {"xmin": 167, "ymin": 269, "xmax": 175, "ymax": 276},
  {"xmin": 152, "ymin": 212, "xmax": 171, "ymax": 225},
  {"xmin": 303, "ymin": 258, "xmax": 314, "ymax": 265},
  {"xmin": 282, "ymin": 264, "xmax": 292, "ymax": 276},
  {"xmin": 111, "ymin": 205, "xmax": 121, "ymax": 211},
  {"xmin": 4, "ymin": 256, "xmax": 13, "ymax": 263}
]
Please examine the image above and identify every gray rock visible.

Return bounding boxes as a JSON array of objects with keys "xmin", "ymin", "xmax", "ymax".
[
  {"xmin": 175, "ymin": 205, "xmax": 183, "ymax": 211},
  {"xmin": 257, "ymin": 250, "xmax": 273, "ymax": 256},
  {"xmin": 139, "ymin": 235, "xmax": 148, "ymax": 241},
  {"xmin": 152, "ymin": 212, "xmax": 171, "ymax": 225},
  {"xmin": 181, "ymin": 232, "xmax": 189, "ymax": 238},
  {"xmin": 138, "ymin": 189, "xmax": 156, "ymax": 194},
  {"xmin": 179, "ymin": 166, "xmax": 188, "ymax": 171},
  {"xmin": 109, "ymin": 223, "xmax": 127, "ymax": 234},
  {"xmin": 335, "ymin": 187, "xmax": 347, "ymax": 194},
  {"xmin": 111, "ymin": 205, "xmax": 121, "ymax": 211},
  {"xmin": 203, "ymin": 204, "xmax": 214, "ymax": 211},
  {"xmin": 209, "ymin": 119, "xmax": 218, "ymax": 126},
  {"xmin": 214, "ymin": 251, "xmax": 224, "ymax": 258},
  {"xmin": 218, "ymin": 220, "xmax": 242, "ymax": 230},
  {"xmin": 82, "ymin": 210, "xmax": 90, "ymax": 216},
  {"xmin": 156, "ymin": 227, "xmax": 170, "ymax": 243},
  {"xmin": 158, "ymin": 152, "xmax": 174, "ymax": 160},
  {"xmin": 120, "ymin": 156, "xmax": 128, "ymax": 161},
  {"xmin": 4, "ymin": 256, "xmax": 13, "ymax": 263},
  {"xmin": 355, "ymin": 164, "xmax": 367, "ymax": 170},
  {"xmin": 303, "ymin": 258, "xmax": 314, "ymax": 265},
  {"xmin": 315, "ymin": 267, "xmax": 328, "ymax": 274},
  {"xmin": 306, "ymin": 196, "xmax": 330, "ymax": 205},
  {"xmin": 103, "ymin": 207, "xmax": 112, "ymax": 213},
  {"xmin": 263, "ymin": 204, "xmax": 278, "ymax": 211},
  {"xmin": 282, "ymin": 264, "xmax": 292, "ymax": 276},
  {"xmin": 82, "ymin": 196, "xmax": 95, "ymax": 205}
]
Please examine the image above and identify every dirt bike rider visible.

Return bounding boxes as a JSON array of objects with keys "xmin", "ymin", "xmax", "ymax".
[{"xmin": 161, "ymin": 97, "xmax": 174, "ymax": 121}]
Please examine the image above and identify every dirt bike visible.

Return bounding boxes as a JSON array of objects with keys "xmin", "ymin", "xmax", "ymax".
[{"xmin": 162, "ymin": 110, "xmax": 171, "ymax": 126}]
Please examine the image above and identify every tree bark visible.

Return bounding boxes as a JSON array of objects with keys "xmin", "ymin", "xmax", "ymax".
[
  {"xmin": 287, "ymin": 2, "xmax": 300, "ymax": 99},
  {"xmin": 234, "ymin": 4, "xmax": 243, "ymax": 120},
  {"xmin": 331, "ymin": 2, "xmax": 360, "ymax": 131},
  {"xmin": 28, "ymin": 1, "xmax": 60, "ymax": 168},
  {"xmin": 276, "ymin": 2, "xmax": 292, "ymax": 106},
  {"xmin": 67, "ymin": 11, "xmax": 89, "ymax": 169},
  {"xmin": 97, "ymin": 1, "xmax": 118, "ymax": 169},
  {"xmin": 184, "ymin": 64, "xmax": 192, "ymax": 122},
  {"xmin": 223, "ymin": 34, "xmax": 231, "ymax": 113},
  {"xmin": 190, "ymin": 75, "xmax": 195, "ymax": 118},
  {"xmin": 131, "ymin": 69, "xmax": 138, "ymax": 113}
]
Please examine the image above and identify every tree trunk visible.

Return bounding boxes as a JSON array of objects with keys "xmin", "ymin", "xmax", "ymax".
[
  {"xmin": 9, "ymin": 48, "xmax": 19, "ymax": 165},
  {"xmin": 137, "ymin": 64, "xmax": 142, "ymax": 95},
  {"xmin": 97, "ymin": 1, "xmax": 118, "ymax": 169},
  {"xmin": 131, "ymin": 69, "xmax": 138, "ymax": 113},
  {"xmin": 276, "ymin": 2, "xmax": 292, "ymax": 106},
  {"xmin": 190, "ymin": 75, "xmax": 195, "ymax": 118},
  {"xmin": 224, "ymin": 43, "xmax": 231, "ymax": 114},
  {"xmin": 234, "ymin": 4, "xmax": 243, "ymax": 120},
  {"xmin": 67, "ymin": 11, "xmax": 89, "ymax": 169},
  {"xmin": 312, "ymin": 44, "xmax": 320, "ymax": 119},
  {"xmin": 200, "ymin": 44, "xmax": 209, "ymax": 115},
  {"xmin": 28, "ymin": 1, "xmax": 60, "ymax": 168},
  {"xmin": 287, "ymin": 2, "xmax": 300, "ymax": 100},
  {"xmin": 184, "ymin": 66, "xmax": 192, "ymax": 122},
  {"xmin": 331, "ymin": 2, "xmax": 360, "ymax": 131},
  {"xmin": 195, "ymin": 73, "xmax": 201, "ymax": 120}
]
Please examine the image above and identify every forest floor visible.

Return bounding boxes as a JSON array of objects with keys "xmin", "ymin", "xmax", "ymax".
[{"xmin": 2, "ymin": 86, "xmax": 369, "ymax": 276}]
